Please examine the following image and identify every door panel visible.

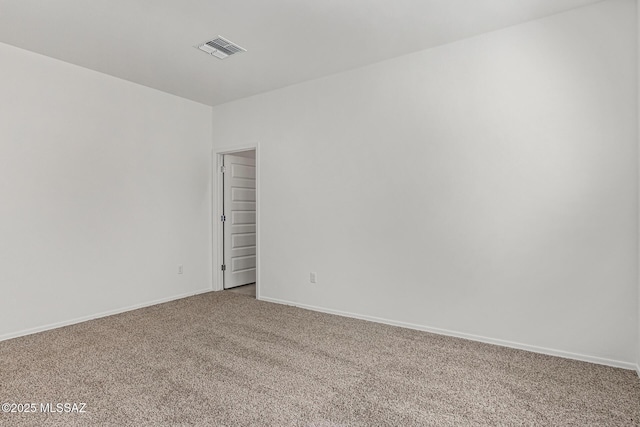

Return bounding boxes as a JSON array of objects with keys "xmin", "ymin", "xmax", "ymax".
[
  {"xmin": 232, "ymin": 233, "xmax": 256, "ymax": 248},
  {"xmin": 232, "ymin": 255, "xmax": 256, "ymax": 271},
  {"xmin": 223, "ymin": 154, "xmax": 256, "ymax": 289},
  {"xmin": 232, "ymin": 211, "xmax": 256, "ymax": 224}
]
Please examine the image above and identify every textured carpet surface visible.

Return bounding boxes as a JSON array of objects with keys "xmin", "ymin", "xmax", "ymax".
[{"xmin": 0, "ymin": 291, "xmax": 638, "ymax": 426}]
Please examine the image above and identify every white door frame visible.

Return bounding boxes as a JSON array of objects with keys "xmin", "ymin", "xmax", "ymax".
[{"xmin": 212, "ymin": 143, "xmax": 260, "ymax": 297}]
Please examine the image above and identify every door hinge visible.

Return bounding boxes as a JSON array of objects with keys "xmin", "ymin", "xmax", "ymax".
[
  {"xmin": 220, "ymin": 165, "xmax": 226, "ymax": 173},
  {"xmin": 221, "ymin": 265, "xmax": 226, "ymax": 271},
  {"xmin": 220, "ymin": 215, "xmax": 226, "ymax": 222}
]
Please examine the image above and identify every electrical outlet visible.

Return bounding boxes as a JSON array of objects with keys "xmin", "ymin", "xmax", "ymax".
[
  {"xmin": 178, "ymin": 265, "xmax": 183, "ymax": 275},
  {"xmin": 310, "ymin": 272, "xmax": 317, "ymax": 284}
]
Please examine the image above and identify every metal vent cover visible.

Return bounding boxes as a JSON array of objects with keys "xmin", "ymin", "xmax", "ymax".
[{"xmin": 196, "ymin": 36, "xmax": 246, "ymax": 60}]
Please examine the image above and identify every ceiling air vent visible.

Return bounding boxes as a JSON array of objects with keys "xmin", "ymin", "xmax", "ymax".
[{"xmin": 196, "ymin": 36, "xmax": 246, "ymax": 60}]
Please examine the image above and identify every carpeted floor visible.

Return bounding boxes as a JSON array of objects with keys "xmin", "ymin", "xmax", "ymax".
[
  {"xmin": 1, "ymin": 292, "xmax": 639, "ymax": 426},
  {"xmin": 226, "ymin": 283, "xmax": 256, "ymax": 297}
]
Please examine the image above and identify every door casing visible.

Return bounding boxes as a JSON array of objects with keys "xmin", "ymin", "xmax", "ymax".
[{"xmin": 213, "ymin": 144, "xmax": 260, "ymax": 297}]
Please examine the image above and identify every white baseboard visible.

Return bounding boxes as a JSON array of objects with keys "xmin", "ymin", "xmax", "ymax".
[
  {"xmin": 259, "ymin": 296, "xmax": 636, "ymax": 371},
  {"xmin": 0, "ymin": 287, "xmax": 213, "ymax": 343},
  {"xmin": 636, "ymin": 364, "xmax": 640, "ymax": 378}
]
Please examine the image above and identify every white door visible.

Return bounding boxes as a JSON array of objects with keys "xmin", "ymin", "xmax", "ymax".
[{"xmin": 223, "ymin": 154, "xmax": 256, "ymax": 289}]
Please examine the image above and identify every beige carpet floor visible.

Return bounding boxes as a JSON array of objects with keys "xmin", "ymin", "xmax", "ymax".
[
  {"xmin": 1, "ymin": 291, "xmax": 639, "ymax": 426},
  {"xmin": 226, "ymin": 283, "xmax": 256, "ymax": 297}
]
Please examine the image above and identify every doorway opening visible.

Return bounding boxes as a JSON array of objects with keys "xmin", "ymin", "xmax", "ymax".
[{"xmin": 215, "ymin": 147, "xmax": 258, "ymax": 299}]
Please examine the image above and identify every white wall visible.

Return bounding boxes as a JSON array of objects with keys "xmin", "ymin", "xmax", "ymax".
[
  {"xmin": 212, "ymin": 0, "xmax": 638, "ymax": 367},
  {"xmin": 637, "ymin": 0, "xmax": 640, "ymax": 376},
  {"xmin": 0, "ymin": 42, "xmax": 212, "ymax": 339}
]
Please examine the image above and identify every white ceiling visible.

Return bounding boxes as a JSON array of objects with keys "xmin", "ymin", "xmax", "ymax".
[{"xmin": 0, "ymin": 0, "xmax": 603, "ymax": 106}]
